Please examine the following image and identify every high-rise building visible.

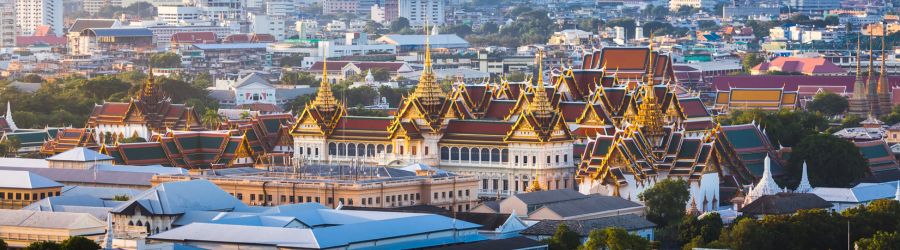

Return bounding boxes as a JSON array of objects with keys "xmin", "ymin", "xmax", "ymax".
[
  {"xmin": 398, "ymin": 0, "xmax": 443, "ymax": 27},
  {"xmin": 15, "ymin": 0, "xmax": 63, "ymax": 36},
  {"xmin": 156, "ymin": 6, "xmax": 203, "ymax": 25},
  {"xmin": 83, "ymin": 0, "xmax": 123, "ymax": 14},
  {"xmin": 382, "ymin": 0, "xmax": 398, "ymax": 23},
  {"xmin": 249, "ymin": 13, "xmax": 285, "ymax": 40},
  {"xmin": 195, "ymin": 0, "xmax": 242, "ymax": 20},
  {"xmin": 0, "ymin": 0, "xmax": 15, "ymax": 47},
  {"xmin": 323, "ymin": 0, "xmax": 358, "ymax": 14},
  {"xmin": 786, "ymin": 0, "xmax": 840, "ymax": 15}
]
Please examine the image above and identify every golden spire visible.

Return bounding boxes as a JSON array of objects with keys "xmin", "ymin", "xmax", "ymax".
[
  {"xmin": 634, "ymin": 40, "xmax": 665, "ymax": 137},
  {"xmin": 313, "ymin": 52, "xmax": 338, "ymax": 112},
  {"xmin": 646, "ymin": 35, "xmax": 655, "ymax": 85},
  {"xmin": 879, "ymin": 21, "xmax": 890, "ymax": 94},
  {"xmin": 526, "ymin": 176, "xmax": 543, "ymax": 192},
  {"xmin": 411, "ymin": 18, "xmax": 445, "ymax": 106},
  {"xmin": 853, "ymin": 34, "xmax": 867, "ymax": 99},
  {"xmin": 528, "ymin": 50, "xmax": 553, "ymax": 119}
]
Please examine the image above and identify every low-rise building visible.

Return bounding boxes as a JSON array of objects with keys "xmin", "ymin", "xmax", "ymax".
[
  {"xmin": 0, "ymin": 170, "xmax": 63, "ymax": 209},
  {"xmin": 151, "ymin": 164, "xmax": 481, "ymax": 211},
  {"xmin": 520, "ymin": 214, "xmax": 656, "ymax": 242},
  {"xmin": 0, "ymin": 209, "xmax": 106, "ymax": 248}
]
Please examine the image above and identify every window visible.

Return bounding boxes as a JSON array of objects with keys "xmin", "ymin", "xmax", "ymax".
[
  {"xmin": 348, "ymin": 143, "xmax": 357, "ymax": 156},
  {"xmin": 502, "ymin": 149, "xmax": 509, "ymax": 162},
  {"xmin": 434, "ymin": 192, "xmax": 438, "ymax": 199},
  {"xmin": 458, "ymin": 190, "xmax": 463, "ymax": 197},
  {"xmin": 493, "ymin": 179, "xmax": 499, "ymax": 190},
  {"xmin": 250, "ymin": 194, "xmax": 256, "ymax": 201},
  {"xmin": 523, "ymin": 156, "xmax": 528, "ymax": 164},
  {"xmin": 338, "ymin": 143, "xmax": 346, "ymax": 156},
  {"xmin": 329, "ymin": 143, "xmax": 337, "ymax": 155},
  {"xmin": 425, "ymin": 146, "xmax": 429, "ymax": 155},
  {"xmin": 480, "ymin": 149, "xmax": 489, "ymax": 162},
  {"xmin": 461, "ymin": 147, "xmax": 469, "ymax": 161},
  {"xmin": 547, "ymin": 155, "xmax": 551, "ymax": 164},
  {"xmin": 465, "ymin": 190, "xmax": 470, "ymax": 196},
  {"xmin": 442, "ymin": 192, "xmax": 446, "ymax": 198},
  {"xmin": 483, "ymin": 179, "xmax": 488, "ymax": 189},
  {"xmin": 515, "ymin": 155, "xmax": 519, "ymax": 164},
  {"xmin": 564, "ymin": 154, "xmax": 568, "ymax": 163},
  {"xmin": 449, "ymin": 191, "xmax": 453, "ymax": 198},
  {"xmin": 450, "ymin": 147, "xmax": 459, "ymax": 160},
  {"xmin": 281, "ymin": 195, "xmax": 287, "ymax": 203},
  {"xmin": 441, "ymin": 147, "xmax": 449, "ymax": 160},
  {"xmin": 532, "ymin": 156, "xmax": 536, "ymax": 165},
  {"xmin": 471, "ymin": 148, "xmax": 480, "ymax": 161},
  {"xmin": 267, "ymin": 195, "xmax": 272, "ymax": 201},
  {"xmin": 24, "ymin": 193, "xmax": 29, "ymax": 200},
  {"xmin": 237, "ymin": 193, "xmax": 243, "ymax": 200},
  {"xmin": 416, "ymin": 193, "xmax": 420, "ymax": 200},
  {"xmin": 503, "ymin": 180, "xmax": 509, "ymax": 191},
  {"xmin": 328, "ymin": 197, "xmax": 334, "ymax": 204},
  {"xmin": 491, "ymin": 149, "xmax": 500, "ymax": 162},
  {"xmin": 376, "ymin": 197, "xmax": 381, "ymax": 204}
]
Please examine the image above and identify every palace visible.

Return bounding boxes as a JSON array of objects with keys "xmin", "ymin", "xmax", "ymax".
[
  {"xmin": 84, "ymin": 72, "xmax": 201, "ymax": 143},
  {"xmin": 289, "ymin": 29, "xmax": 743, "ymax": 202}
]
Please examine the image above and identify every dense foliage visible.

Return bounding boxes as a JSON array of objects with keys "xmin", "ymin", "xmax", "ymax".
[
  {"xmin": 787, "ymin": 134, "xmax": 868, "ymax": 188},
  {"xmin": 0, "ymin": 72, "xmax": 215, "ymax": 128},
  {"xmin": 581, "ymin": 227, "xmax": 651, "ymax": 250},
  {"xmin": 638, "ymin": 179, "xmax": 690, "ymax": 227},
  {"xmin": 717, "ymin": 109, "xmax": 828, "ymax": 147}
]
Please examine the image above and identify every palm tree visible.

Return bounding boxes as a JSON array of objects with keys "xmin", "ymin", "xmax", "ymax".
[{"xmin": 201, "ymin": 109, "xmax": 223, "ymax": 129}]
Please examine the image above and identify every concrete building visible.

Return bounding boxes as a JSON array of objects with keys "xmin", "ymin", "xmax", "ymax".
[
  {"xmin": 0, "ymin": 170, "xmax": 63, "ymax": 209},
  {"xmin": 151, "ymin": 164, "xmax": 481, "ymax": 211},
  {"xmin": 249, "ymin": 13, "xmax": 285, "ymax": 41},
  {"xmin": 323, "ymin": 0, "xmax": 358, "ymax": 14},
  {"xmin": 83, "ymin": 0, "xmax": 122, "ymax": 14},
  {"xmin": 15, "ymin": 0, "xmax": 64, "ymax": 36},
  {"xmin": 294, "ymin": 19, "xmax": 318, "ymax": 39},
  {"xmin": 0, "ymin": 209, "xmax": 106, "ymax": 248},
  {"xmin": 398, "ymin": 0, "xmax": 444, "ymax": 27},
  {"xmin": 0, "ymin": 0, "xmax": 15, "ymax": 47},
  {"xmin": 786, "ymin": 0, "xmax": 840, "ymax": 15},
  {"xmin": 156, "ymin": 6, "xmax": 203, "ymax": 25},
  {"xmin": 265, "ymin": 0, "xmax": 293, "ymax": 17}
]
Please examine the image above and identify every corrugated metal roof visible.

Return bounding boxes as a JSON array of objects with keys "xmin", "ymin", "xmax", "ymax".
[
  {"xmin": 0, "ymin": 170, "xmax": 62, "ymax": 189},
  {"xmin": 86, "ymin": 28, "xmax": 153, "ymax": 37},
  {"xmin": 0, "ymin": 209, "xmax": 106, "ymax": 229},
  {"xmin": 47, "ymin": 147, "xmax": 113, "ymax": 162}
]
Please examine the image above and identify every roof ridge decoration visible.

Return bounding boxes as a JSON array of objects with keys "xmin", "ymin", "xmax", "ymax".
[
  {"xmin": 879, "ymin": 20, "xmax": 890, "ymax": 95},
  {"xmin": 313, "ymin": 51, "xmax": 339, "ymax": 113},
  {"xmin": 410, "ymin": 18, "xmax": 445, "ymax": 107},
  {"xmin": 632, "ymin": 40, "xmax": 665, "ymax": 139},
  {"xmin": 527, "ymin": 50, "xmax": 553, "ymax": 119}
]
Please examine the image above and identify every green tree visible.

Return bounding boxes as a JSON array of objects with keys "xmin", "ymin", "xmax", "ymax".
[
  {"xmin": 149, "ymin": 52, "xmax": 182, "ymax": 68},
  {"xmin": 20, "ymin": 74, "xmax": 44, "ymax": 83},
  {"xmin": 201, "ymin": 109, "xmax": 222, "ymax": 129},
  {"xmin": 60, "ymin": 236, "xmax": 101, "ymax": 250},
  {"xmin": 697, "ymin": 20, "xmax": 719, "ymax": 31},
  {"xmin": 548, "ymin": 224, "xmax": 581, "ymax": 250},
  {"xmin": 370, "ymin": 68, "xmax": 391, "ymax": 82},
  {"xmin": 580, "ymin": 227, "xmax": 651, "ymax": 250},
  {"xmin": 787, "ymin": 133, "xmax": 867, "ymax": 188},
  {"xmin": 390, "ymin": 17, "xmax": 411, "ymax": 33},
  {"xmin": 112, "ymin": 194, "xmax": 130, "ymax": 201},
  {"xmin": 78, "ymin": 75, "xmax": 131, "ymax": 101},
  {"xmin": 279, "ymin": 55, "xmax": 305, "ymax": 67},
  {"xmin": 192, "ymin": 71, "xmax": 213, "ymax": 89},
  {"xmin": 638, "ymin": 178, "xmax": 690, "ymax": 227},
  {"xmin": 281, "ymin": 72, "xmax": 319, "ymax": 86},
  {"xmin": 678, "ymin": 213, "xmax": 723, "ymax": 246},
  {"xmin": 742, "ymin": 53, "xmax": 765, "ymax": 72},
  {"xmin": 480, "ymin": 22, "xmax": 499, "ymax": 34},
  {"xmin": 841, "ymin": 114, "xmax": 864, "ymax": 128},
  {"xmin": 442, "ymin": 24, "xmax": 473, "ymax": 37},
  {"xmin": 720, "ymin": 218, "xmax": 772, "ymax": 250},
  {"xmin": 577, "ymin": 18, "xmax": 600, "ymax": 31},
  {"xmin": 24, "ymin": 241, "xmax": 61, "ymax": 250},
  {"xmin": 364, "ymin": 21, "xmax": 383, "ymax": 34},
  {"xmin": 287, "ymin": 94, "xmax": 313, "ymax": 112},
  {"xmin": 843, "ymin": 199, "xmax": 900, "ymax": 243},
  {"xmin": 857, "ymin": 231, "xmax": 900, "ymax": 250},
  {"xmin": 717, "ymin": 109, "xmax": 828, "ymax": 146},
  {"xmin": 0, "ymin": 238, "xmax": 6, "ymax": 250},
  {"xmin": 879, "ymin": 105, "xmax": 900, "ymax": 124},
  {"xmin": 806, "ymin": 92, "xmax": 849, "ymax": 116}
]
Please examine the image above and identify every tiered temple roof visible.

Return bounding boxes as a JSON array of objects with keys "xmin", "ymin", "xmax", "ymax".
[
  {"xmin": 85, "ymin": 73, "xmax": 200, "ymax": 136},
  {"xmin": 102, "ymin": 130, "xmax": 254, "ymax": 169}
]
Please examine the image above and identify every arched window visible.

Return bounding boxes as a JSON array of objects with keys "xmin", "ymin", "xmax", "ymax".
[
  {"xmin": 347, "ymin": 143, "xmax": 357, "ymax": 156},
  {"xmin": 136, "ymin": 221, "xmax": 143, "ymax": 226},
  {"xmin": 502, "ymin": 149, "xmax": 509, "ymax": 162},
  {"xmin": 440, "ymin": 147, "xmax": 449, "ymax": 160},
  {"xmin": 461, "ymin": 147, "xmax": 469, "ymax": 161},
  {"xmin": 338, "ymin": 143, "xmax": 346, "ymax": 156},
  {"xmin": 329, "ymin": 143, "xmax": 337, "ymax": 155},
  {"xmin": 491, "ymin": 149, "xmax": 500, "ymax": 162},
  {"xmin": 357, "ymin": 144, "xmax": 365, "ymax": 157},
  {"xmin": 387, "ymin": 145, "xmax": 393, "ymax": 153},
  {"xmin": 471, "ymin": 148, "xmax": 480, "ymax": 162},
  {"xmin": 367, "ymin": 144, "xmax": 375, "ymax": 157},
  {"xmin": 556, "ymin": 155, "xmax": 560, "ymax": 163},
  {"xmin": 128, "ymin": 221, "xmax": 134, "ymax": 226},
  {"xmin": 480, "ymin": 149, "xmax": 489, "ymax": 163},
  {"xmin": 450, "ymin": 147, "xmax": 459, "ymax": 161},
  {"xmin": 377, "ymin": 144, "xmax": 385, "ymax": 154}
]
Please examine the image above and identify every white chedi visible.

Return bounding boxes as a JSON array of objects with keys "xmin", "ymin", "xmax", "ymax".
[
  {"xmin": 794, "ymin": 161, "xmax": 813, "ymax": 193},
  {"xmin": 744, "ymin": 155, "xmax": 781, "ymax": 204}
]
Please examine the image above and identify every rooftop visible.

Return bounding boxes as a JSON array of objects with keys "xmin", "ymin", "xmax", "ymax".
[
  {"xmin": 0, "ymin": 170, "xmax": 62, "ymax": 189},
  {"xmin": 520, "ymin": 214, "xmax": 656, "ymax": 236},
  {"xmin": 47, "ymin": 147, "xmax": 113, "ymax": 162},
  {"xmin": 0, "ymin": 209, "xmax": 106, "ymax": 230}
]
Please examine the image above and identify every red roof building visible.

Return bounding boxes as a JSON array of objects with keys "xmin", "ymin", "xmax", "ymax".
[{"xmin": 751, "ymin": 57, "xmax": 847, "ymax": 76}]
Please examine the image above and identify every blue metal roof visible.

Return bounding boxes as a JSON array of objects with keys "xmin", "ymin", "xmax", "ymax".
[{"xmin": 86, "ymin": 28, "xmax": 153, "ymax": 37}]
